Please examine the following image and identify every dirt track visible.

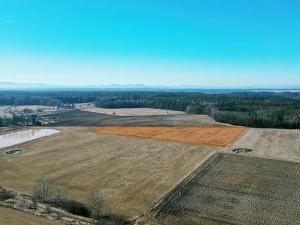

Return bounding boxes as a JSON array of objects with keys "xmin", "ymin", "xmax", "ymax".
[{"xmin": 95, "ymin": 126, "xmax": 246, "ymax": 147}]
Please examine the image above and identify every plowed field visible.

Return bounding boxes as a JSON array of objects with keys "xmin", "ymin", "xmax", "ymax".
[
  {"xmin": 95, "ymin": 126, "xmax": 246, "ymax": 147},
  {"xmin": 149, "ymin": 153, "xmax": 300, "ymax": 225}
]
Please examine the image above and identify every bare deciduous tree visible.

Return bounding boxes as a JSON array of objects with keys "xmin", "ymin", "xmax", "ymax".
[
  {"xmin": 51, "ymin": 184, "xmax": 66, "ymax": 207},
  {"xmin": 90, "ymin": 191, "xmax": 103, "ymax": 221},
  {"xmin": 33, "ymin": 177, "xmax": 50, "ymax": 202}
]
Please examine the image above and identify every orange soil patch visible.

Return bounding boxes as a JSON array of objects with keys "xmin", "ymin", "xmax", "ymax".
[{"xmin": 95, "ymin": 126, "xmax": 246, "ymax": 147}]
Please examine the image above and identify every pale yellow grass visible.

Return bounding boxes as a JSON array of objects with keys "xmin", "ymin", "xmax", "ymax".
[
  {"xmin": 0, "ymin": 206, "xmax": 59, "ymax": 225},
  {"xmin": 0, "ymin": 127, "xmax": 214, "ymax": 219},
  {"xmin": 83, "ymin": 107, "xmax": 186, "ymax": 116},
  {"xmin": 230, "ymin": 128, "xmax": 300, "ymax": 162}
]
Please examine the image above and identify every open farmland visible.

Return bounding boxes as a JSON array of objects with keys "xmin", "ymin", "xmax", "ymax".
[
  {"xmin": 0, "ymin": 127, "xmax": 214, "ymax": 219},
  {"xmin": 83, "ymin": 107, "xmax": 187, "ymax": 116},
  {"xmin": 231, "ymin": 128, "xmax": 300, "ymax": 162},
  {"xmin": 95, "ymin": 126, "xmax": 246, "ymax": 147},
  {"xmin": 44, "ymin": 110, "xmax": 223, "ymax": 126},
  {"xmin": 0, "ymin": 206, "xmax": 59, "ymax": 225},
  {"xmin": 149, "ymin": 153, "xmax": 300, "ymax": 225}
]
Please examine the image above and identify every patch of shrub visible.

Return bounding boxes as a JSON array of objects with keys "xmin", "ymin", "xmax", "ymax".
[
  {"xmin": 62, "ymin": 200, "xmax": 91, "ymax": 217},
  {"xmin": 33, "ymin": 177, "xmax": 90, "ymax": 217},
  {"xmin": 0, "ymin": 192, "xmax": 14, "ymax": 201},
  {"xmin": 232, "ymin": 148, "xmax": 253, "ymax": 153}
]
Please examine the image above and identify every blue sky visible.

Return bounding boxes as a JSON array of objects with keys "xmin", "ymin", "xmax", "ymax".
[{"xmin": 0, "ymin": 0, "xmax": 299, "ymax": 87}]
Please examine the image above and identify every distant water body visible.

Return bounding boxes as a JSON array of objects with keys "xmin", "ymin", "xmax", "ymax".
[{"xmin": 0, "ymin": 129, "xmax": 60, "ymax": 149}]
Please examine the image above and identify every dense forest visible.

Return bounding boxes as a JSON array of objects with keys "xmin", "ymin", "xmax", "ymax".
[
  {"xmin": 94, "ymin": 92, "xmax": 300, "ymax": 129},
  {"xmin": 1, "ymin": 91, "xmax": 300, "ymax": 129}
]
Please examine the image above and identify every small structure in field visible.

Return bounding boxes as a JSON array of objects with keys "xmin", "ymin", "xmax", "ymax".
[
  {"xmin": 5, "ymin": 148, "xmax": 22, "ymax": 155},
  {"xmin": 232, "ymin": 148, "xmax": 253, "ymax": 154}
]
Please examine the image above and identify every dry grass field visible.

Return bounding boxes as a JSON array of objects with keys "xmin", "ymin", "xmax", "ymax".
[
  {"xmin": 95, "ymin": 126, "xmax": 246, "ymax": 147},
  {"xmin": 0, "ymin": 127, "xmax": 214, "ymax": 219},
  {"xmin": 46, "ymin": 110, "xmax": 221, "ymax": 126},
  {"xmin": 0, "ymin": 206, "xmax": 59, "ymax": 225},
  {"xmin": 149, "ymin": 153, "xmax": 300, "ymax": 225},
  {"xmin": 83, "ymin": 107, "xmax": 187, "ymax": 116},
  {"xmin": 231, "ymin": 128, "xmax": 300, "ymax": 162}
]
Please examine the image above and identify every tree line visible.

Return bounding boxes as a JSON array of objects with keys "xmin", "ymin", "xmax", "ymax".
[
  {"xmin": 1, "ymin": 91, "xmax": 300, "ymax": 128},
  {"xmin": 32, "ymin": 177, "xmax": 128, "ymax": 224},
  {"xmin": 95, "ymin": 92, "xmax": 300, "ymax": 129}
]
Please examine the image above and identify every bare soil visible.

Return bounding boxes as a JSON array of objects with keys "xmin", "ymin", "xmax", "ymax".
[
  {"xmin": 149, "ymin": 153, "xmax": 300, "ymax": 225},
  {"xmin": 95, "ymin": 126, "xmax": 246, "ymax": 148}
]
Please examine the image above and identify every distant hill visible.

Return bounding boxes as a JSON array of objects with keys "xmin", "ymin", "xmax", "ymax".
[{"xmin": 1, "ymin": 82, "xmax": 300, "ymax": 93}]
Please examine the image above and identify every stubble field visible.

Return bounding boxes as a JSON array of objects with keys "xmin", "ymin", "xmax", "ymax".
[
  {"xmin": 0, "ymin": 127, "xmax": 214, "ymax": 219},
  {"xmin": 0, "ymin": 206, "xmax": 59, "ymax": 225},
  {"xmin": 149, "ymin": 153, "xmax": 300, "ymax": 225},
  {"xmin": 231, "ymin": 128, "xmax": 300, "ymax": 162}
]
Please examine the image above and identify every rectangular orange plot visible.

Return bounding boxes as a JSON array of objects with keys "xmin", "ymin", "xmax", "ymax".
[{"xmin": 95, "ymin": 126, "xmax": 246, "ymax": 147}]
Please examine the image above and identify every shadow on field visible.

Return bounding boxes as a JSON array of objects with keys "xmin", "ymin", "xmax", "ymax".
[
  {"xmin": 32, "ymin": 176, "xmax": 131, "ymax": 224},
  {"xmin": 46, "ymin": 197, "xmax": 130, "ymax": 224}
]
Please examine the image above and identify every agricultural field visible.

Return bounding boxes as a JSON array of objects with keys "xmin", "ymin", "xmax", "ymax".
[
  {"xmin": 95, "ymin": 126, "xmax": 246, "ymax": 147},
  {"xmin": 0, "ymin": 206, "xmax": 59, "ymax": 225},
  {"xmin": 44, "ymin": 110, "xmax": 223, "ymax": 126},
  {"xmin": 148, "ymin": 153, "xmax": 300, "ymax": 225},
  {"xmin": 2, "ymin": 112, "xmax": 300, "ymax": 224},
  {"xmin": 83, "ymin": 107, "xmax": 186, "ymax": 116},
  {"xmin": 231, "ymin": 128, "xmax": 300, "ymax": 162},
  {"xmin": 0, "ymin": 127, "xmax": 215, "ymax": 219}
]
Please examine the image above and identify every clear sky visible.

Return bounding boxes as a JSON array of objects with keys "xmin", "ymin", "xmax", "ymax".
[{"xmin": 0, "ymin": 0, "xmax": 300, "ymax": 87}]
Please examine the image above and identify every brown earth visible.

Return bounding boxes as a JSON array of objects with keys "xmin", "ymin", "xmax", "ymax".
[{"xmin": 95, "ymin": 126, "xmax": 246, "ymax": 147}]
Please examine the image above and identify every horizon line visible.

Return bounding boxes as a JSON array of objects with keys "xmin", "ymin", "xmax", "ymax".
[{"xmin": 1, "ymin": 82, "xmax": 300, "ymax": 90}]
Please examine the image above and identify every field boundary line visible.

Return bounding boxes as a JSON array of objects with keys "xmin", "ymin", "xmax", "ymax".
[
  {"xmin": 227, "ymin": 151, "xmax": 300, "ymax": 163},
  {"xmin": 225, "ymin": 126, "xmax": 248, "ymax": 148},
  {"xmin": 131, "ymin": 151, "xmax": 220, "ymax": 223},
  {"xmin": 131, "ymin": 151, "xmax": 221, "ymax": 223}
]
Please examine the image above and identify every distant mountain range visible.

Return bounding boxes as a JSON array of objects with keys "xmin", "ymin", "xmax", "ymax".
[{"xmin": 1, "ymin": 82, "xmax": 300, "ymax": 93}]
